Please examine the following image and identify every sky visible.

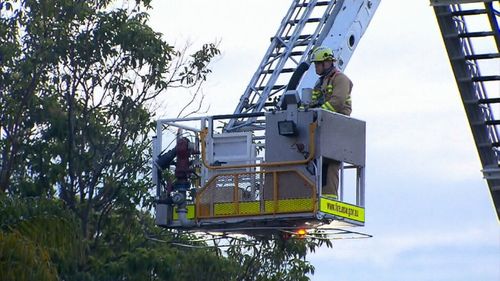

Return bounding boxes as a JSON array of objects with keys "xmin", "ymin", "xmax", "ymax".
[{"xmin": 149, "ymin": 1, "xmax": 500, "ymax": 280}]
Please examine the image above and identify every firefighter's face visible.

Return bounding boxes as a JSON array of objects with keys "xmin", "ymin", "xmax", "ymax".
[{"xmin": 314, "ymin": 60, "xmax": 333, "ymax": 75}]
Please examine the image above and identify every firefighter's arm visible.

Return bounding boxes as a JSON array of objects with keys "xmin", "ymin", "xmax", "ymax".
[
  {"xmin": 311, "ymin": 78, "xmax": 323, "ymax": 106},
  {"xmin": 324, "ymin": 74, "xmax": 352, "ymax": 112}
]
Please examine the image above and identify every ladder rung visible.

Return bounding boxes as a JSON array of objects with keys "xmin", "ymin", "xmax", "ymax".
[
  {"xmin": 256, "ymin": 85, "xmax": 286, "ymax": 91},
  {"xmin": 289, "ymin": 18, "xmax": 322, "ymax": 24},
  {"xmin": 261, "ymin": 68, "xmax": 295, "ymax": 74},
  {"xmin": 458, "ymin": 31, "xmax": 495, "ymax": 38},
  {"xmin": 464, "ymin": 53, "xmax": 500, "ymax": 60},
  {"xmin": 460, "ymin": 76, "xmax": 500, "ymax": 82},
  {"xmin": 269, "ymin": 51, "xmax": 304, "ymax": 57},
  {"xmin": 471, "ymin": 75, "xmax": 500, "ymax": 82},
  {"xmin": 485, "ymin": 120, "xmax": 500, "ymax": 126},
  {"xmin": 478, "ymin": 98, "xmax": 500, "ymax": 104},
  {"xmin": 296, "ymin": 1, "xmax": 330, "ymax": 8},
  {"xmin": 293, "ymin": 40, "xmax": 313, "ymax": 47},
  {"xmin": 478, "ymin": 142, "xmax": 500, "ymax": 148},
  {"xmin": 451, "ymin": 9, "xmax": 487, "ymax": 16},
  {"xmin": 274, "ymin": 34, "xmax": 312, "ymax": 41}
]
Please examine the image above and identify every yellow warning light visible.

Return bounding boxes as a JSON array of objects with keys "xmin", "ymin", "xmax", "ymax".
[{"xmin": 296, "ymin": 228, "xmax": 307, "ymax": 237}]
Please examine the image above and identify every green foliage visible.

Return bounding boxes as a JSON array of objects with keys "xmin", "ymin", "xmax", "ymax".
[
  {"xmin": 0, "ymin": 232, "xmax": 58, "ymax": 281},
  {"xmin": 88, "ymin": 241, "xmax": 238, "ymax": 281},
  {"xmin": 0, "ymin": 0, "xmax": 219, "ymax": 200},
  {"xmin": 0, "ymin": 196, "xmax": 82, "ymax": 281},
  {"xmin": 0, "ymin": 0, "xmax": 331, "ymax": 280},
  {"xmin": 227, "ymin": 234, "xmax": 333, "ymax": 281}
]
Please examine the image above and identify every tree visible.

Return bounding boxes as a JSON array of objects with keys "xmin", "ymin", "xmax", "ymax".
[
  {"xmin": 0, "ymin": 196, "xmax": 82, "ymax": 281},
  {"xmin": 226, "ymin": 234, "xmax": 332, "ymax": 281},
  {"xmin": 0, "ymin": 1, "xmax": 332, "ymax": 280},
  {"xmin": 85, "ymin": 213, "xmax": 239, "ymax": 281},
  {"xmin": 0, "ymin": 0, "xmax": 218, "ymax": 240},
  {"xmin": 1, "ymin": 0, "xmax": 225, "ymax": 279}
]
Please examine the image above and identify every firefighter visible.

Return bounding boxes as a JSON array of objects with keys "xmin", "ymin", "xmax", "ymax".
[{"xmin": 310, "ymin": 46, "xmax": 353, "ymax": 198}]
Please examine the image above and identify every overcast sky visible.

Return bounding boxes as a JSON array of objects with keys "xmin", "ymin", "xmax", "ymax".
[{"xmin": 149, "ymin": 1, "xmax": 500, "ymax": 280}]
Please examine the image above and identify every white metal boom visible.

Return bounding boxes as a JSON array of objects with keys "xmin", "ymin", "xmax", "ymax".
[{"xmin": 225, "ymin": 0, "xmax": 380, "ymax": 132}]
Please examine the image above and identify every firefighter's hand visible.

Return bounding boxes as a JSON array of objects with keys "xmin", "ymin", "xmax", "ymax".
[{"xmin": 309, "ymin": 101, "xmax": 320, "ymax": 108}]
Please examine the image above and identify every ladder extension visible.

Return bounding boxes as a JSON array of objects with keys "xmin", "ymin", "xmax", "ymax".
[
  {"xmin": 433, "ymin": 1, "xmax": 500, "ymax": 219},
  {"xmin": 226, "ymin": 0, "xmax": 380, "ymax": 132}
]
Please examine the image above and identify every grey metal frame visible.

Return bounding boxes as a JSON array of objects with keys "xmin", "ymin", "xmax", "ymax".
[{"xmin": 153, "ymin": 109, "xmax": 367, "ymax": 228}]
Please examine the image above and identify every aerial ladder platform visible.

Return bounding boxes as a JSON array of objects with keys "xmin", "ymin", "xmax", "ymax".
[
  {"xmin": 152, "ymin": 0, "xmax": 380, "ymax": 236},
  {"xmin": 432, "ymin": 0, "xmax": 500, "ymax": 219}
]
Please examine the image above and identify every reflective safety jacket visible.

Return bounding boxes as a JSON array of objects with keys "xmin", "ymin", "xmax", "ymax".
[{"xmin": 312, "ymin": 68, "xmax": 353, "ymax": 116}]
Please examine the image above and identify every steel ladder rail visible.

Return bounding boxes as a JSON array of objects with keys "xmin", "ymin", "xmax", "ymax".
[
  {"xmin": 225, "ymin": 0, "xmax": 339, "ymax": 132},
  {"xmin": 433, "ymin": 1, "xmax": 500, "ymax": 219}
]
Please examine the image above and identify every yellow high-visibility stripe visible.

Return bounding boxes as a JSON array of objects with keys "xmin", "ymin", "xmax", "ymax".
[
  {"xmin": 214, "ymin": 201, "xmax": 260, "ymax": 216},
  {"xmin": 173, "ymin": 204, "xmax": 196, "ymax": 220},
  {"xmin": 209, "ymin": 198, "xmax": 315, "ymax": 217},
  {"xmin": 326, "ymin": 84, "xmax": 334, "ymax": 94},
  {"xmin": 312, "ymin": 89, "xmax": 322, "ymax": 102},
  {"xmin": 319, "ymin": 197, "xmax": 365, "ymax": 223},
  {"xmin": 321, "ymin": 101, "xmax": 336, "ymax": 112},
  {"xmin": 264, "ymin": 198, "xmax": 314, "ymax": 213},
  {"xmin": 346, "ymin": 97, "xmax": 352, "ymax": 106}
]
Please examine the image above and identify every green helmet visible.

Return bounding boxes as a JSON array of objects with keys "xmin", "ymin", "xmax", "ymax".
[{"xmin": 311, "ymin": 46, "xmax": 335, "ymax": 62}]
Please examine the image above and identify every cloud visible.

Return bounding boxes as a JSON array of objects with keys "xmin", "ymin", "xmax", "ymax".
[{"xmin": 310, "ymin": 222, "xmax": 500, "ymax": 268}]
